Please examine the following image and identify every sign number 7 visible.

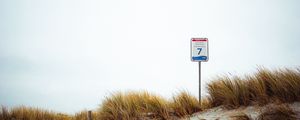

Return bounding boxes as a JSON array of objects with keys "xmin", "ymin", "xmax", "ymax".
[{"xmin": 197, "ymin": 48, "xmax": 202, "ymax": 55}]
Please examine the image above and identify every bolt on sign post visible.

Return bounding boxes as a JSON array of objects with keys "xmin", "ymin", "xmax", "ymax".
[{"xmin": 191, "ymin": 38, "xmax": 209, "ymax": 103}]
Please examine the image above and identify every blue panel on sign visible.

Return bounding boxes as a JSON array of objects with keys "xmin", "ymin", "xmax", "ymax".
[{"xmin": 192, "ymin": 56, "xmax": 207, "ymax": 61}]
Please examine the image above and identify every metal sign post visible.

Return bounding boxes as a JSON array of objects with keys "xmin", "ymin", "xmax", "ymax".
[
  {"xmin": 198, "ymin": 61, "xmax": 201, "ymax": 102},
  {"xmin": 191, "ymin": 38, "xmax": 208, "ymax": 103}
]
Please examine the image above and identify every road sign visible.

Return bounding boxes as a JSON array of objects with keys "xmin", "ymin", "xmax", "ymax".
[{"xmin": 191, "ymin": 38, "xmax": 208, "ymax": 62}]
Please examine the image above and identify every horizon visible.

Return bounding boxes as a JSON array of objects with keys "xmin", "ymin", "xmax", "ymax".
[{"xmin": 1, "ymin": 0, "xmax": 300, "ymax": 113}]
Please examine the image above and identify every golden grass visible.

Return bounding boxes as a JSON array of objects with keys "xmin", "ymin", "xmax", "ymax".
[
  {"xmin": 170, "ymin": 91, "xmax": 201, "ymax": 117},
  {"xmin": 0, "ymin": 106, "xmax": 100, "ymax": 120},
  {"xmin": 97, "ymin": 91, "xmax": 170, "ymax": 120},
  {"xmin": 207, "ymin": 76, "xmax": 251, "ymax": 108},
  {"xmin": 1, "ymin": 67, "xmax": 300, "ymax": 119},
  {"xmin": 207, "ymin": 67, "xmax": 300, "ymax": 108},
  {"xmin": 199, "ymin": 97, "xmax": 212, "ymax": 110},
  {"xmin": 73, "ymin": 110, "xmax": 98, "ymax": 120},
  {"xmin": 0, "ymin": 106, "xmax": 71, "ymax": 120},
  {"xmin": 96, "ymin": 91, "xmax": 205, "ymax": 119},
  {"xmin": 257, "ymin": 104, "xmax": 297, "ymax": 120}
]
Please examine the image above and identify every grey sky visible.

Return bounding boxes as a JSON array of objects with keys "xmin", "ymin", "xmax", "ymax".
[{"xmin": 1, "ymin": 0, "xmax": 300, "ymax": 113}]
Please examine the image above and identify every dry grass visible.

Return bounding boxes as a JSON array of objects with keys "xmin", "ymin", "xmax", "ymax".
[
  {"xmin": 207, "ymin": 67, "xmax": 300, "ymax": 108},
  {"xmin": 207, "ymin": 76, "xmax": 251, "ymax": 108},
  {"xmin": 230, "ymin": 112, "xmax": 251, "ymax": 120},
  {"xmin": 257, "ymin": 104, "xmax": 297, "ymax": 120},
  {"xmin": 96, "ymin": 91, "xmax": 203, "ymax": 119},
  {"xmin": 0, "ymin": 106, "xmax": 71, "ymax": 120},
  {"xmin": 73, "ymin": 110, "xmax": 98, "ymax": 120},
  {"xmin": 1, "ymin": 67, "xmax": 300, "ymax": 119},
  {"xmin": 97, "ymin": 91, "xmax": 170, "ymax": 120},
  {"xmin": 170, "ymin": 91, "xmax": 201, "ymax": 117},
  {"xmin": 199, "ymin": 97, "xmax": 212, "ymax": 110}
]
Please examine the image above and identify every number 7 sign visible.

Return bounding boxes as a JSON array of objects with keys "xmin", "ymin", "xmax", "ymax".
[{"xmin": 191, "ymin": 38, "xmax": 208, "ymax": 62}]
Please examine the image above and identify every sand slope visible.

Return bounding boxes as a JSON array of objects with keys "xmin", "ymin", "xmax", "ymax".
[{"xmin": 186, "ymin": 102, "xmax": 300, "ymax": 120}]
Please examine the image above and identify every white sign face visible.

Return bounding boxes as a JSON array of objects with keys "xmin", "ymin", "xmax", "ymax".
[{"xmin": 191, "ymin": 38, "xmax": 208, "ymax": 62}]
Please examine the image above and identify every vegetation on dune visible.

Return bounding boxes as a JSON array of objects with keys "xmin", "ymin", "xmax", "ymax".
[
  {"xmin": 1, "ymin": 67, "xmax": 300, "ymax": 119},
  {"xmin": 73, "ymin": 110, "xmax": 98, "ymax": 120},
  {"xmin": 170, "ymin": 91, "xmax": 201, "ymax": 117},
  {"xmin": 230, "ymin": 112, "xmax": 251, "ymax": 120},
  {"xmin": 97, "ymin": 91, "xmax": 171, "ymax": 120},
  {"xmin": 0, "ymin": 106, "xmax": 98, "ymax": 120},
  {"xmin": 0, "ymin": 106, "xmax": 70, "ymax": 120},
  {"xmin": 207, "ymin": 67, "xmax": 300, "ymax": 108},
  {"xmin": 257, "ymin": 104, "xmax": 297, "ymax": 120},
  {"xmin": 96, "ymin": 67, "xmax": 300, "ymax": 119}
]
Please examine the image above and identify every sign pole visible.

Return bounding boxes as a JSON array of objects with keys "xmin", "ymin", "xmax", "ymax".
[
  {"xmin": 191, "ymin": 38, "xmax": 208, "ymax": 104},
  {"xmin": 199, "ymin": 61, "xmax": 201, "ymax": 103}
]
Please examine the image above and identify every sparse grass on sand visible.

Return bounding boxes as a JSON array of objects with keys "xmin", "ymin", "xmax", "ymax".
[
  {"xmin": 1, "ymin": 67, "xmax": 300, "ymax": 119},
  {"xmin": 257, "ymin": 104, "xmax": 297, "ymax": 120},
  {"xmin": 0, "ymin": 106, "xmax": 70, "ymax": 120}
]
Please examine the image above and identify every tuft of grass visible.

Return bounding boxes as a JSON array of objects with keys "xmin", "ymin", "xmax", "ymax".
[
  {"xmin": 207, "ymin": 67, "xmax": 300, "ymax": 108},
  {"xmin": 255, "ymin": 68, "xmax": 300, "ymax": 102},
  {"xmin": 246, "ymin": 75, "xmax": 268, "ymax": 105},
  {"xmin": 257, "ymin": 104, "xmax": 297, "ymax": 120},
  {"xmin": 207, "ymin": 76, "xmax": 251, "ymax": 108},
  {"xmin": 97, "ymin": 91, "xmax": 170, "ymax": 120},
  {"xmin": 97, "ymin": 91, "xmax": 204, "ymax": 119},
  {"xmin": 200, "ymin": 97, "xmax": 212, "ymax": 110},
  {"xmin": 0, "ymin": 106, "xmax": 71, "ymax": 120},
  {"xmin": 170, "ymin": 91, "xmax": 201, "ymax": 117},
  {"xmin": 0, "ymin": 106, "xmax": 9, "ymax": 120}
]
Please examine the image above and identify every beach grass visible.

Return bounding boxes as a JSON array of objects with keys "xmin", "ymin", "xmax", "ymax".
[{"xmin": 1, "ymin": 67, "xmax": 300, "ymax": 119}]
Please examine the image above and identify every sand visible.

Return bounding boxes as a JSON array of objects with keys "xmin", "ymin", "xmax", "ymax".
[{"xmin": 186, "ymin": 102, "xmax": 300, "ymax": 120}]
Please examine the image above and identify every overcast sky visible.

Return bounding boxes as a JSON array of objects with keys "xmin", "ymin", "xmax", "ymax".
[{"xmin": 1, "ymin": 0, "xmax": 300, "ymax": 113}]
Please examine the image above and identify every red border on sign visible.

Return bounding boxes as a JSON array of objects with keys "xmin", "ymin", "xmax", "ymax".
[{"xmin": 192, "ymin": 38, "xmax": 207, "ymax": 41}]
